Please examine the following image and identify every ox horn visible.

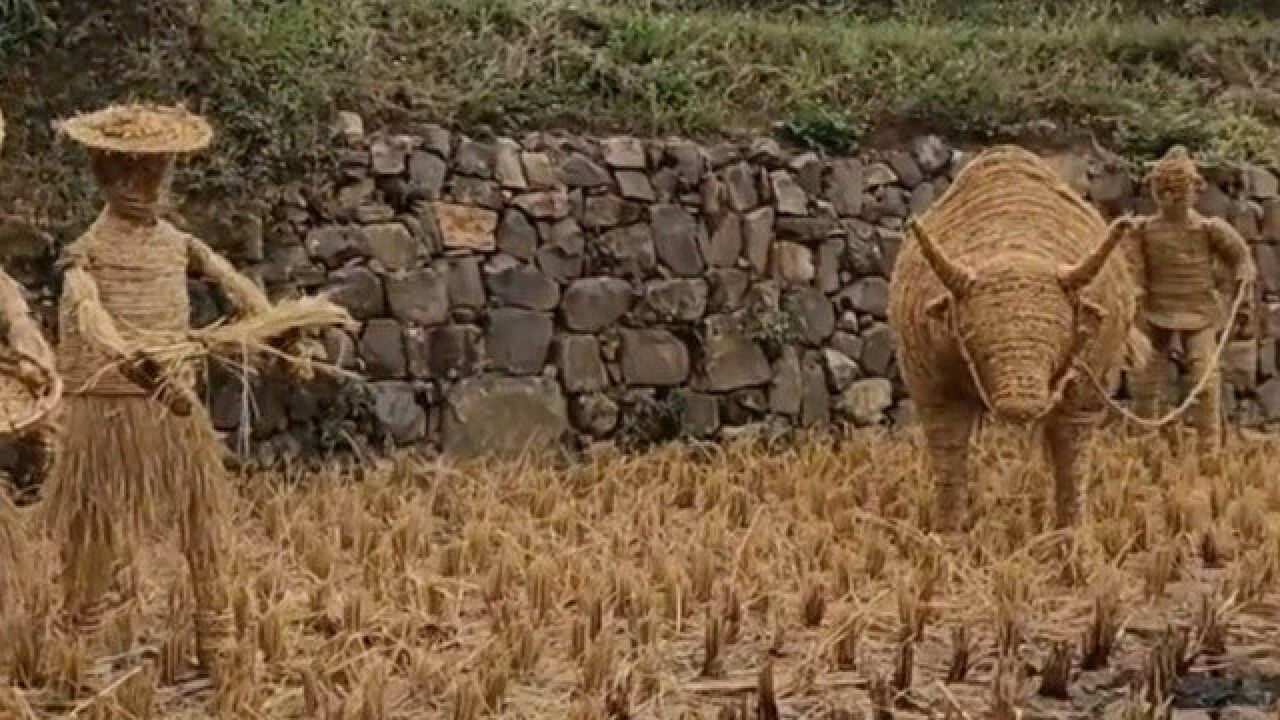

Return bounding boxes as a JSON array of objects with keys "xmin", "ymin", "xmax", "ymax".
[
  {"xmin": 909, "ymin": 219, "xmax": 972, "ymax": 297},
  {"xmin": 1058, "ymin": 216, "xmax": 1131, "ymax": 292}
]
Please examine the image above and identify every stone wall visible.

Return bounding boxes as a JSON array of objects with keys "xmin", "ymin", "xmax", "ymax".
[{"xmin": 194, "ymin": 117, "xmax": 1278, "ymax": 463}]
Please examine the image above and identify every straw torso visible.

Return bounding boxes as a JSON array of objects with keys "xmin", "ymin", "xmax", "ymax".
[
  {"xmin": 59, "ymin": 210, "xmax": 192, "ymax": 395},
  {"xmin": 1135, "ymin": 215, "xmax": 1225, "ymax": 331}
]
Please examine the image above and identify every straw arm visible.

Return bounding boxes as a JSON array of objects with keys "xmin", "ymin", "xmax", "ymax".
[
  {"xmin": 61, "ymin": 264, "xmax": 130, "ymax": 360},
  {"xmin": 186, "ymin": 235, "xmax": 271, "ymax": 318},
  {"xmin": 0, "ymin": 271, "xmax": 54, "ymax": 374},
  {"xmin": 1205, "ymin": 217, "xmax": 1255, "ymax": 284}
]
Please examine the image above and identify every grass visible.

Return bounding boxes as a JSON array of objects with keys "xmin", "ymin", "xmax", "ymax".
[
  {"xmin": 3, "ymin": 424, "xmax": 1280, "ymax": 717},
  {"xmin": 2, "ymin": 1, "xmax": 1280, "ymax": 237}
]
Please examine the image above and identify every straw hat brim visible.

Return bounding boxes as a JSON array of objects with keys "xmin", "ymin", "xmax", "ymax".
[{"xmin": 59, "ymin": 104, "xmax": 212, "ymax": 155}]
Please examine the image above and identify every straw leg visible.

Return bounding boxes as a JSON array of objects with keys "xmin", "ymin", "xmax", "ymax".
[
  {"xmin": 180, "ymin": 474, "xmax": 234, "ymax": 685},
  {"xmin": 58, "ymin": 498, "xmax": 131, "ymax": 636},
  {"xmin": 1185, "ymin": 326, "xmax": 1223, "ymax": 468},
  {"xmin": 1044, "ymin": 417, "xmax": 1092, "ymax": 528},
  {"xmin": 919, "ymin": 401, "xmax": 978, "ymax": 535}
]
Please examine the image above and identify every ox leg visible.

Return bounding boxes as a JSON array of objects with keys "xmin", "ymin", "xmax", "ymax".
[
  {"xmin": 919, "ymin": 402, "xmax": 978, "ymax": 534},
  {"xmin": 1044, "ymin": 416, "xmax": 1093, "ymax": 528}
]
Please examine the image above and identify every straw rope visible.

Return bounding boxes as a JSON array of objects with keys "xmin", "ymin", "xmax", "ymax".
[
  {"xmin": 1075, "ymin": 278, "xmax": 1252, "ymax": 429},
  {"xmin": 0, "ymin": 345, "xmax": 64, "ymax": 433}
]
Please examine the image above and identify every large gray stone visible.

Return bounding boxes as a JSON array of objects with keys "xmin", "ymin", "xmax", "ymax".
[
  {"xmin": 703, "ymin": 213, "xmax": 742, "ymax": 268},
  {"xmin": 563, "ymin": 277, "xmax": 634, "ymax": 332},
  {"xmin": 771, "ymin": 170, "xmax": 809, "ymax": 216},
  {"xmin": 1090, "ymin": 170, "xmax": 1134, "ymax": 216},
  {"xmin": 424, "ymin": 324, "xmax": 483, "ymax": 379},
  {"xmin": 619, "ymin": 328, "xmax": 690, "ymax": 386},
  {"xmin": 451, "ymin": 177, "xmax": 503, "ymax": 211},
  {"xmin": 514, "ymin": 191, "xmax": 571, "ymax": 221},
  {"xmin": 485, "ymin": 262, "xmax": 560, "ymax": 310},
  {"xmin": 572, "ymin": 393, "xmax": 619, "ymax": 438},
  {"xmin": 602, "ymin": 137, "xmax": 647, "ymax": 169},
  {"xmin": 708, "ymin": 268, "xmax": 749, "ymax": 312},
  {"xmin": 839, "ymin": 378, "xmax": 893, "ymax": 426},
  {"xmin": 409, "ymin": 151, "xmax": 448, "ymax": 201},
  {"xmin": 864, "ymin": 162, "xmax": 897, "ymax": 189},
  {"xmin": 386, "ymin": 267, "xmax": 449, "ymax": 326},
  {"xmin": 1223, "ymin": 340, "xmax": 1258, "ymax": 392},
  {"xmin": 789, "ymin": 287, "xmax": 836, "ymax": 345},
  {"xmin": 725, "ymin": 162, "xmax": 759, "ymax": 212},
  {"xmin": 1244, "ymin": 164, "xmax": 1278, "ymax": 200},
  {"xmin": 1260, "ymin": 377, "xmax": 1280, "ymax": 421},
  {"xmin": 486, "ymin": 308, "xmax": 553, "ymax": 375},
  {"xmin": 454, "ymin": 139, "xmax": 493, "ymax": 178},
  {"xmin": 822, "ymin": 348, "xmax": 860, "ymax": 392},
  {"xmin": 371, "ymin": 136, "xmax": 410, "ymax": 175},
  {"xmin": 370, "ymin": 381, "xmax": 426, "ymax": 445},
  {"xmin": 556, "ymin": 335, "xmax": 609, "ymax": 394},
  {"xmin": 494, "ymin": 139, "xmax": 528, "ymax": 190},
  {"xmin": 860, "ymin": 323, "xmax": 895, "ymax": 376},
  {"xmin": 679, "ymin": 391, "xmax": 721, "ymax": 438},
  {"xmin": 770, "ymin": 347, "xmax": 803, "ymax": 416},
  {"xmin": 364, "ymin": 222, "xmax": 420, "ymax": 270},
  {"xmin": 743, "ymin": 207, "xmax": 775, "ymax": 274},
  {"xmin": 1256, "ymin": 244, "xmax": 1280, "ymax": 296},
  {"xmin": 825, "ymin": 159, "xmax": 864, "ymax": 217},
  {"xmin": 1262, "ymin": 199, "xmax": 1280, "ymax": 242},
  {"xmin": 581, "ymin": 194, "xmax": 630, "ymax": 229},
  {"xmin": 912, "ymin": 135, "xmax": 950, "ymax": 175},
  {"xmin": 839, "ymin": 277, "xmax": 890, "ymax": 318},
  {"xmin": 644, "ymin": 279, "xmax": 709, "ymax": 322},
  {"xmin": 560, "ymin": 153, "xmax": 611, "ymax": 188},
  {"xmin": 521, "ymin": 152, "xmax": 558, "ymax": 190},
  {"xmin": 324, "ymin": 266, "xmax": 385, "ymax": 320},
  {"xmin": 535, "ymin": 245, "xmax": 584, "ymax": 284},
  {"xmin": 306, "ymin": 226, "xmax": 368, "ymax": 269},
  {"xmin": 442, "ymin": 256, "xmax": 486, "ymax": 309},
  {"xmin": 600, "ymin": 224, "xmax": 656, "ymax": 279},
  {"xmin": 771, "ymin": 243, "xmax": 814, "ymax": 286},
  {"xmin": 699, "ymin": 315, "xmax": 771, "ymax": 392},
  {"xmin": 617, "ymin": 171, "xmax": 656, "ymax": 202},
  {"xmin": 650, "ymin": 204, "xmax": 705, "ymax": 276},
  {"xmin": 360, "ymin": 319, "xmax": 407, "ymax": 379},
  {"xmin": 800, "ymin": 352, "xmax": 830, "ymax": 427},
  {"xmin": 776, "ymin": 217, "xmax": 837, "ymax": 245},
  {"xmin": 498, "ymin": 209, "xmax": 538, "ymax": 261},
  {"xmin": 887, "ymin": 151, "xmax": 923, "ymax": 189},
  {"xmin": 816, "ymin": 238, "xmax": 843, "ymax": 295},
  {"xmin": 790, "ymin": 152, "xmax": 823, "ymax": 195},
  {"xmin": 442, "ymin": 375, "xmax": 569, "ymax": 459},
  {"xmin": 666, "ymin": 140, "xmax": 704, "ymax": 186}
]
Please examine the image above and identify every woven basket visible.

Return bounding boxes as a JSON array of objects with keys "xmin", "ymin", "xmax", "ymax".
[{"xmin": 0, "ymin": 348, "xmax": 62, "ymax": 434}]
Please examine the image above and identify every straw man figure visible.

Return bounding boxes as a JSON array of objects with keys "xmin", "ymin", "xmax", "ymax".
[
  {"xmin": 46, "ymin": 105, "xmax": 279, "ymax": 683},
  {"xmin": 0, "ymin": 109, "xmax": 60, "ymax": 599},
  {"xmin": 1125, "ymin": 146, "xmax": 1256, "ymax": 459}
]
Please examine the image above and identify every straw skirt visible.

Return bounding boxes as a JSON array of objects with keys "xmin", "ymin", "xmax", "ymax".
[{"xmin": 42, "ymin": 393, "xmax": 231, "ymax": 643}]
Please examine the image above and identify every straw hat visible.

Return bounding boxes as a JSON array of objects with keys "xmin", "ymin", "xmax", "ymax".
[{"xmin": 59, "ymin": 104, "xmax": 212, "ymax": 155}]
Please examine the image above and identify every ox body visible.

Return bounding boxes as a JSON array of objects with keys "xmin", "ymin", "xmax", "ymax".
[{"xmin": 888, "ymin": 146, "xmax": 1147, "ymax": 531}]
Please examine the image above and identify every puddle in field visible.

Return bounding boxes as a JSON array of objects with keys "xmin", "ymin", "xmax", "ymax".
[{"xmin": 1174, "ymin": 673, "xmax": 1280, "ymax": 709}]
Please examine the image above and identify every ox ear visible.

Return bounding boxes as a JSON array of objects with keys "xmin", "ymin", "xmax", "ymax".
[{"xmin": 925, "ymin": 293, "xmax": 953, "ymax": 323}]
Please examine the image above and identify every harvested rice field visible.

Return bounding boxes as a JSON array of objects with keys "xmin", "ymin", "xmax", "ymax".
[{"xmin": 4, "ymin": 425, "xmax": 1280, "ymax": 719}]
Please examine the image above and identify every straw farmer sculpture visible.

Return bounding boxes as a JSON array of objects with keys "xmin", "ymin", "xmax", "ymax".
[
  {"xmin": 888, "ymin": 146, "xmax": 1149, "ymax": 532},
  {"xmin": 0, "ymin": 108, "xmax": 61, "ymax": 597},
  {"xmin": 1124, "ymin": 146, "xmax": 1256, "ymax": 458},
  {"xmin": 45, "ymin": 104, "xmax": 318, "ymax": 682}
]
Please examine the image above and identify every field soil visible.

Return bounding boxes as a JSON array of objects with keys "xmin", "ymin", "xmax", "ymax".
[{"xmin": 4, "ymin": 424, "xmax": 1280, "ymax": 718}]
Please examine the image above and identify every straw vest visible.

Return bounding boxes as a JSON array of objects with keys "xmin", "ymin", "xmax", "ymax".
[
  {"xmin": 1135, "ymin": 217, "xmax": 1230, "ymax": 332},
  {"xmin": 59, "ymin": 211, "xmax": 192, "ymax": 396}
]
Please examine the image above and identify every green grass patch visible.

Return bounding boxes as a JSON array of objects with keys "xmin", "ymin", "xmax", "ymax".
[{"xmin": 2, "ymin": 0, "xmax": 1279, "ymax": 234}]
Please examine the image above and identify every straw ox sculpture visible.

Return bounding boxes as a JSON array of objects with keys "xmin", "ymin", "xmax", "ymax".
[{"xmin": 888, "ymin": 146, "xmax": 1149, "ymax": 532}]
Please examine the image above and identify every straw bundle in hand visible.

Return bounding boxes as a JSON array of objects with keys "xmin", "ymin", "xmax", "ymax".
[{"xmin": 137, "ymin": 295, "xmax": 357, "ymax": 379}]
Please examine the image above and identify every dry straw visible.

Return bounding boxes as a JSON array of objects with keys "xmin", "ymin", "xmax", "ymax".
[{"xmin": 58, "ymin": 104, "xmax": 212, "ymax": 155}]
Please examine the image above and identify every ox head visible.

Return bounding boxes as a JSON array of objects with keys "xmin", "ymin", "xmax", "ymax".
[{"xmin": 909, "ymin": 219, "xmax": 1125, "ymax": 422}]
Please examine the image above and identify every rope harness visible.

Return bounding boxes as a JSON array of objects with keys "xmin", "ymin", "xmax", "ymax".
[{"xmin": 946, "ymin": 279, "xmax": 1251, "ymax": 429}]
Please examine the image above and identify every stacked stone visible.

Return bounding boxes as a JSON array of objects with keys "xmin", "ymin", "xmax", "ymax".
[{"xmin": 211, "ymin": 117, "xmax": 1280, "ymax": 461}]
